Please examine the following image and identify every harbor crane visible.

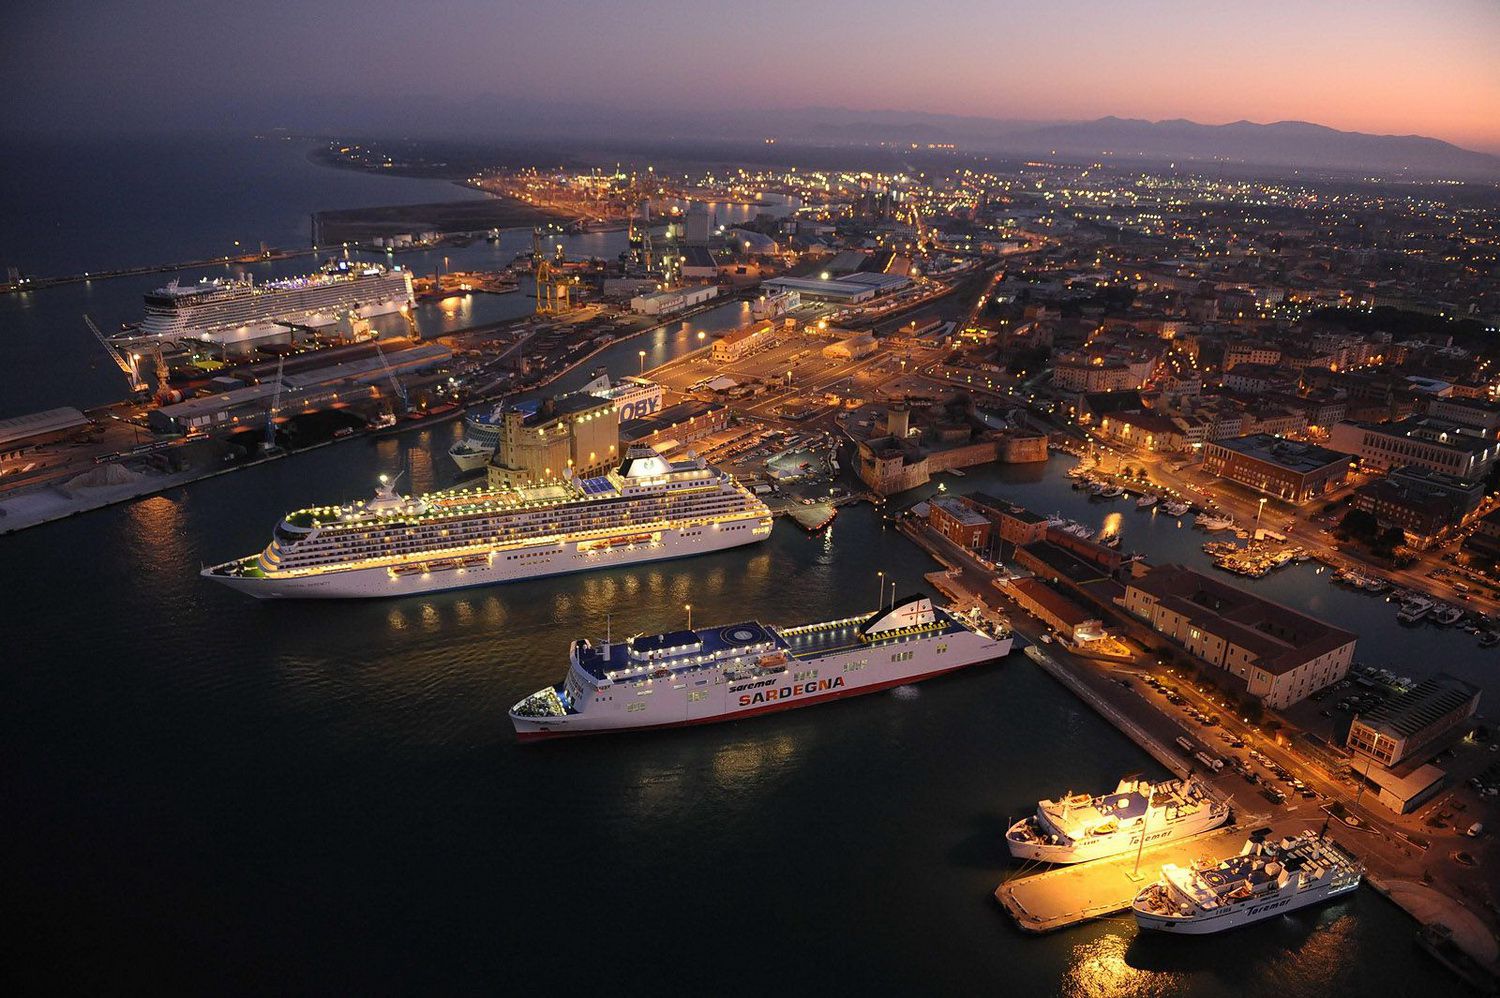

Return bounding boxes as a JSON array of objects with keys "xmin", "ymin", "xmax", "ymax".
[
  {"xmin": 373, "ymin": 338, "xmax": 409, "ymax": 412},
  {"xmin": 83, "ymin": 314, "xmax": 148, "ymax": 395},
  {"xmin": 264, "ymin": 355, "xmax": 285, "ymax": 451},
  {"xmin": 534, "ymin": 259, "xmax": 575, "ymax": 314}
]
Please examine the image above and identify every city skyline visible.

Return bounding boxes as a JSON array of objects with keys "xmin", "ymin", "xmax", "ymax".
[{"xmin": 3, "ymin": 0, "xmax": 1498, "ymax": 153}]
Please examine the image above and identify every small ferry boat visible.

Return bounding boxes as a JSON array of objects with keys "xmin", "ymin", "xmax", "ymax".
[
  {"xmin": 1132, "ymin": 830, "xmax": 1362, "ymax": 934},
  {"xmin": 1007, "ymin": 776, "xmax": 1229, "ymax": 864}
]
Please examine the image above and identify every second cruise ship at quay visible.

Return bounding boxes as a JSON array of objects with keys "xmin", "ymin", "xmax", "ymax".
[
  {"xmin": 123, "ymin": 263, "xmax": 414, "ymax": 346},
  {"xmin": 1006, "ymin": 776, "xmax": 1230, "ymax": 864},
  {"xmin": 508, "ymin": 595, "xmax": 1014, "ymax": 739},
  {"xmin": 1132, "ymin": 830, "xmax": 1363, "ymax": 934},
  {"xmin": 201, "ymin": 448, "xmax": 771, "ymax": 598}
]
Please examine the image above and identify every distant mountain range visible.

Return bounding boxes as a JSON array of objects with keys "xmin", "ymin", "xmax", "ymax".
[
  {"xmin": 738, "ymin": 109, "xmax": 1500, "ymax": 178},
  {"xmin": 996, "ymin": 116, "xmax": 1500, "ymax": 177}
]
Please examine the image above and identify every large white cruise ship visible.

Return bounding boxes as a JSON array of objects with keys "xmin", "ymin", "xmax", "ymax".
[
  {"xmin": 1006, "ymin": 776, "xmax": 1229, "ymax": 864},
  {"xmin": 509, "ymin": 595, "xmax": 1013, "ymax": 739},
  {"xmin": 132, "ymin": 264, "xmax": 413, "ymax": 346},
  {"xmin": 449, "ymin": 375, "xmax": 664, "ymax": 473},
  {"xmin": 1132, "ymin": 831, "xmax": 1363, "ymax": 934},
  {"xmin": 202, "ymin": 448, "xmax": 771, "ymax": 598}
]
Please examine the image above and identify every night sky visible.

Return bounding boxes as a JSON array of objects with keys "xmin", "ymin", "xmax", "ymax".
[{"xmin": 2, "ymin": 0, "xmax": 1497, "ymax": 152}]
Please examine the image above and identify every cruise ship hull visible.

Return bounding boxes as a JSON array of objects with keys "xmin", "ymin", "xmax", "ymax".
[
  {"xmin": 1007, "ymin": 806, "xmax": 1229, "ymax": 863},
  {"xmin": 204, "ymin": 521, "xmax": 766, "ymax": 599},
  {"xmin": 1133, "ymin": 879, "xmax": 1359, "ymax": 934},
  {"xmin": 512, "ymin": 628, "xmax": 1012, "ymax": 739}
]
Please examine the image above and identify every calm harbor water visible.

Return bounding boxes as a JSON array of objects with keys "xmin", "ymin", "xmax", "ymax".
[{"xmin": 1, "ymin": 135, "xmax": 1458, "ymax": 994}]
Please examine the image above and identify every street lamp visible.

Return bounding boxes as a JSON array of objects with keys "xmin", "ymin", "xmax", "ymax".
[
  {"xmin": 877, "ymin": 571, "xmax": 885, "ymax": 612},
  {"xmin": 685, "ymin": 603, "xmax": 693, "ymax": 630},
  {"xmin": 639, "ymin": 349, "xmax": 646, "ymax": 375},
  {"xmin": 1257, "ymin": 497, "xmax": 1267, "ymax": 525}
]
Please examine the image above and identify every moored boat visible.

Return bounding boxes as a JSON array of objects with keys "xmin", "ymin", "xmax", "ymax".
[
  {"xmin": 1132, "ymin": 830, "xmax": 1362, "ymax": 934},
  {"xmin": 1007, "ymin": 776, "xmax": 1229, "ymax": 864}
]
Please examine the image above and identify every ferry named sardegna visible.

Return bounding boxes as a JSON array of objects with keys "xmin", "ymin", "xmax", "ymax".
[{"xmin": 509, "ymin": 594, "xmax": 1014, "ymax": 738}]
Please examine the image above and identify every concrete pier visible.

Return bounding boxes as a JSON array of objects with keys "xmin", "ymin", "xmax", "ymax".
[{"xmin": 995, "ymin": 824, "xmax": 1256, "ymax": 933}]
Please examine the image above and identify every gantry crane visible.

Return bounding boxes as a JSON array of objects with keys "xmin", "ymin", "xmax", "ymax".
[
  {"xmin": 534, "ymin": 259, "xmax": 575, "ymax": 314},
  {"xmin": 83, "ymin": 314, "xmax": 148, "ymax": 395}
]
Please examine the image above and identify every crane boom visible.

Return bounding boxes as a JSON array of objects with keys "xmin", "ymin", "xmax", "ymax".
[
  {"xmin": 373, "ymin": 339, "xmax": 408, "ymax": 411},
  {"xmin": 265, "ymin": 355, "xmax": 285, "ymax": 448},
  {"xmin": 84, "ymin": 314, "xmax": 147, "ymax": 393}
]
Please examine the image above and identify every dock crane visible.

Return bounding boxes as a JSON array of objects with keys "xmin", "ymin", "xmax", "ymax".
[
  {"xmin": 264, "ymin": 355, "xmax": 285, "ymax": 452},
  {"xmin": 534, "ymin": 259, "xmax": 575, "ymax": 314},
  {"xmin": 373, "ymin": 338, "xmax": 409, "ymax": 412},
  {"xmin": 83, "ymin": 314, "xmax": 148, "ymax": 395}
]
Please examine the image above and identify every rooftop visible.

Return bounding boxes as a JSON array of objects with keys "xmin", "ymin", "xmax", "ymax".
[
  {"xmin": 1009, "ymin": 577, "xmax": 1100, "ymax": 628},
  {"xmin": 1353, "ymin": 673, "xmax": 1480, "ymax": 740},
  {"xmin": 1208, "ymin": 433, "xmax": 1352, "ymax": 473},
  {"xmin": 929, "ymin": 496, "xmax": 989, "ymax": 527},
  {"xmin": 0, "ymin": 407, "xmax": 89, "ymax": 448},
  {"xmin": 1130, "ymin": 565, "xmax": 1356, "ymax": 675},
  {"xmin": 968, "ymin": 493, "xmax": 1048, "ymax": 524}
]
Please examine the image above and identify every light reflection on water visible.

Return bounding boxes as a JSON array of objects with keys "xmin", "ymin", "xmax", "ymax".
[{"xmin": 1064, "ymin": 931, "xmax": 1176, "ymax": 998}]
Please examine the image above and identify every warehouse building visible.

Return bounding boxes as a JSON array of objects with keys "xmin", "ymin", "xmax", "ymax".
[
  {"xmin": 822, "ymin": 332, "xmax": 877, "ymax": 360},
  {"xmin": 620, "ymin": 402, "xmax": 730, "ymax": 451},
  {"xmin": 760, "ymin": 276, "xmax": 876, "ymax": 305},
  {"xmin": 927, "ymin": 496, "xmax": 991, "ymax": 550},
  {"xmin": 712, "ymin": 321, "xmax": 776, "ymax": 363},
  {"xmin": 0, "ymin": 407, "xmax": 90, "ymax": 463},
  {"xmin": 1005, "ymin": 577, "xmax": 1104, "ymax": 643},
  {"xmin": 1346, "ymin": 673, "xmax": 1480, "ymax": 768},
  {"xmin": 148, "ymin": 343, "xmax": 451, "ymax": 436},
  {"xmin": 1201, "ymin": 434, "xmax": 1351, "ymax": 503},
  {"xmin": 1123, "ymin": 565, "xmax": 1356, "ymax": 709},
  {"xmin": 629, "ymin": 284, "xmax": 719, "ymax": 316}
]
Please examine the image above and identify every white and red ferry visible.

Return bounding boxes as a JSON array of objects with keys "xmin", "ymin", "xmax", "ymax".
[{"xmin": 509, "ymin": 595, "xmax": 1013, "ymax": 739}]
